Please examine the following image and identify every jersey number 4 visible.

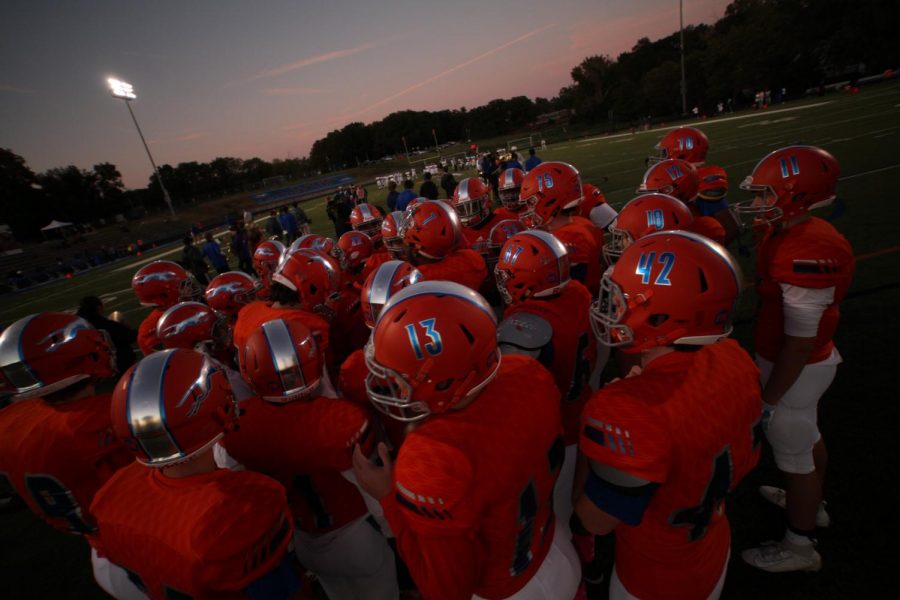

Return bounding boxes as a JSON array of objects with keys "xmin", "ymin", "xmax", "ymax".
[{"xmin": 670, "ymin": 447, "xmax": 733, "ymax": 541}]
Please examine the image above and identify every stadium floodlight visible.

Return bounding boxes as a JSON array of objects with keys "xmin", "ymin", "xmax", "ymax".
[{"xmin": 107, "ymin": 77, "xmax": 176, "ymax": 217}]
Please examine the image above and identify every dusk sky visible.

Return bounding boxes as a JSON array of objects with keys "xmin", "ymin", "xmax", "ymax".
[{"xmin": 1, "ymin": 0, "xmax": 730, "ymax": 188}]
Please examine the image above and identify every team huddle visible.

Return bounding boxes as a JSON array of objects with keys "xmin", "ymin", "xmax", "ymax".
[{"xmin": 0, "ymin": 129, "xmax": 855, "ymax": 600}]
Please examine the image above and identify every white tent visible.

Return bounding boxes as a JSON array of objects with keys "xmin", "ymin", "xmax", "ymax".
[{"xmin": 40, "ymin": 220, "xmax": 73, "ymax": 231}]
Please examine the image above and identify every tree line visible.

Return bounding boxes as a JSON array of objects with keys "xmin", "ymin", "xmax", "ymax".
[{"xmin": 2, "ymin": 0, "xmax": 896, "ymax": 240}]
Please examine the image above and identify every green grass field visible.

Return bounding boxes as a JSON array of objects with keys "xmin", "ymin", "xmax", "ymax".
[{"xmin": 2, "ymin": 83, "xmax": 899, "ymax": 599}]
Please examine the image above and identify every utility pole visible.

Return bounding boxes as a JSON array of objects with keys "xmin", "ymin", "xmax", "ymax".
[{"xmin": 402, "ymin": 136, "xmax": 411, "ymax": 164}]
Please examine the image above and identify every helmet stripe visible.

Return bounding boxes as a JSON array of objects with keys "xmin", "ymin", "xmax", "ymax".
[
  {"xmin": 127, "ymin": 350, "xmax": 184, "ymax": 464},
  {"xmin": 0, "ymin": 314, "xmax": 42, "ymax": 392},
  {"xmin": 261, "ymin": 319, "xmax": 306, "ymax": 394}
]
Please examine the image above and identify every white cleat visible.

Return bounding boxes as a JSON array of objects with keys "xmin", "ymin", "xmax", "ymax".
[
  {"xmin": 759, "ymin": 485, "xmax": 831, "ymax": 528},
  {"xmin": 742, "ymin": 540, "xmax": 822, "ymax": 573}
]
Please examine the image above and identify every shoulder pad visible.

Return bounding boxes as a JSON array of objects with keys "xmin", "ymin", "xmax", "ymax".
[
  {"xmin": 498, "ymin": 312, "xmax": 553, "ymax": 352},
  {"xmin": 394, "ymin": 436, "xmax": 474, "ymax": 526}
]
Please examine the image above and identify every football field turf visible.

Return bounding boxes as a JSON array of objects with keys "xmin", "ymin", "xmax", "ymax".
[{"xmin": 1, "ymin": 83, "xmax": 898, "ymax": 598}]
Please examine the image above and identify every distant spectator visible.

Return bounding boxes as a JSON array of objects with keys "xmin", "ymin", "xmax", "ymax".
[
  {"xmin": 354, "ymin": 185, "xmax": 368, "ymax": 205},
  {"xmin": 440, "ymin": 166, "xmax": 457, "ymax": 198},
  {"xmin": 190, "ymin": 222, "xmax": 203, "ymax": 244},
  {"xmin": 242, "ymin": 208, "xmax": 253, "ymax": 227},
  {"xmin": 181, "ymin": 236, "xmax": 209, "ymax": 285},
  {"xmin": 419, "ymin": 172, "xmax": 439, "ymax": 200},
  {"xmin": 201, "ymin": 232, "xmax": 229, "ymax": 274},
  {"xmin": 77, "ymin": 296, "xmax": 137, "ymax": 374},
  {"xmin": 293, "ymin": 202, "xmax": 312, "ymax": 235},
  {"xmin": 230, "ymin": 224, "xmax": 255, "ymax": 275},
  {"xmin": 386, "ymin": 181, "xmax": 400, "ymax": 211},
  {"xmin": 524, "ymin": 147, "xmax": 543, "ymax": 172},
  {"xmin": 506, "ymin": 153, "xmax": 523, "ymax": 171},
  {"xmin": 265, "ymin": 209, "xmax": 281, "ymax": 239},
  {"xmin": 278, "ymin": 206, "xmax": 299, "ymax": 243},
  {"xmin": 246, "ymin": 223, "xmax": 262, "ymax": 252},
  {"xmin": 395, "ymin": 179, "xmax": 418, "ymax": 211},
  {"xmin": 327, "ymin": 191, "xmax": 353, "ymax": 238}
]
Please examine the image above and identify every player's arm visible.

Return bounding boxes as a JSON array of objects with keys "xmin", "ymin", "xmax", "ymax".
[
  {"xmin": 372, "ymin": 439, "xmax": 481, "ymax": 600},
  {"xmin": 762, "ymin": 283, "xmax": 833, "ymax": 407}
]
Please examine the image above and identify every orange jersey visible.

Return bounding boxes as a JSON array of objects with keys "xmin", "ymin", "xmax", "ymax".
[
  {"xmin": 504, "ymin": 281, "xmax": 595, "ymax": 444},
  {"xmin": 493, "ymin": 207, "xmax": 524, "ymax": 222},
  {"xmin": 361, "ymin": 247, "xmax": 393, "ymax": 281},
  {"xmin": 755, "ymin": 217, "xmax": 854, "ymax": 363},
  {"xmin": 330, "ymin": 285, "xmax": 370, "ymax": 368},
  {"xmin": 0, "ymin": 394, "xmax": 131, "ymax": 535},
  {"xmin": 137, "ymin": 308, "xmax": 165, "ymax": 355},
  {"xmin": 580, "ymin": 340, "xmax": 761, "ymax": 600},
  {"xmin": 232, "ymin": 300, "xmax": 330, "ymax": 359},
  {"xmin": 416, "ymin": 248, "xmax": 487, "ymax": 291},
  {"xmin": 90, "ymin": 464, "xmax": 293, "ymax": 600},
  {"xmin": 687, "ymin": 207, "xmax": 726, "ymax": 244},
  {"xmin": 462, "ymin": 212, "xmax": 508, "ymax": 257},
  {"xmin": 551, "ymin": 216, "xmax": 604, "ymax": 295},
  {"xmin": 577, "ymin": 188, "xmax": 607, "ymax": 220},
  {"xmin": 381, "ymin": 355, "xmax": 564, "ymax": 600},
  {"xmin": 223, "ymin": 395, "xmax": 373, "ymax": 534}
]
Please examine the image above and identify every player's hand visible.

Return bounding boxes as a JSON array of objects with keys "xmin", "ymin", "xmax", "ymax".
[{"xmin": 352, "ymin": 442, "xmax": 393, "ymax": 500}]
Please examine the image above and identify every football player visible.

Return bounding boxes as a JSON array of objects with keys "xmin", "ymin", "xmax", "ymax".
[
  {"xmin": 90, "ymin": 349, "xmax": 299, "ymax": 599},
  {"xmin": 131, "ymin": 260, "xmax": 201, "ymax": 355},
  {"xmin": 577, "ymin": 230, "xmax": 761, "ymax": 600},
  {"xmin": 735, "ymin": 146, "xmax": 854, "ymax": 573},
  {"xmin": 337, "ymin": 230, "xmax": 374, "ymax": 285},
  {"xmin": 0, "ymin": 314, "xmax": 131, "ymax": 537},
  {"xmin": 352, "ymin": 281, "xmax": 581, "ymax": 600},
  {"xmin": 648, "ymin": 126, "xmax": 729, "ymax": 216},
  {"xmin": 222, "ymin": 319, "xmax": 399, "ymax": 600},
  {"xmin": 379, "ymin": 211, "xmax": 408, "ymax": 261},
  {"xmin": 603, "ymin": 193, "xmax": 695, "ymax": 265},
  {"xmin": 204, "ymin": 271, "xmax": 261, "ymax": 324},
  {"xmin": 494, "ymin": 230, "xmax": 596, "ymax": 532},
  {"xmin": 493, "ymin": 167, "xmax": 526, "ymax": 221},
  {"xmin": 399, "ymin": 200, "xmax": 487, "ymax": 290},
  {"xmin": 339, "ymin": 260, "xmax": 423, "ymax": 451},
  {"xmin": 252, "ymin": 239, "xmax": 286, "ymax": 300},
  {"xmin": 520, "ymin": 162, "xmax": 605, "ymax": 295},
  {"xmin": 449, "ymin": 177, "xmax": 508, "ymax": 258}
]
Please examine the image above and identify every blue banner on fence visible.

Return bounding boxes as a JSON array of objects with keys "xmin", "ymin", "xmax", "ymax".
[{"xmin": 252, "ymin": 173, "xmax": 354, "ymax": 205}]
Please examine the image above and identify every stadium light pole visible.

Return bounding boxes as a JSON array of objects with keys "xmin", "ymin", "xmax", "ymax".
[
  {"xmin": 107, "ymin": 78, "xmax": 176, "ymax": 217},
  {"xmin": 679, "ymin": 0, "xmax": 688, "ymax": 116}
]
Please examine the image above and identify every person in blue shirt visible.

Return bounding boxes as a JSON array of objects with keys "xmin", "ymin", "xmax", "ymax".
[
  {"xmin": 524, "ymin": 147, "xmax": 543, "ymax": 172},
  {"xmin": 201, "ymin": 232, "xmax": 229, "ymax": 274},
  {"xmin": 506, "ymin": 153, "xmax": 524, "ymax": 171},
  {"xmin": 278, "ymin": 206, "xmax": 299, "ymax": 243},
  {"xmin": 386, "ymin": 181, "xmax": 400, "ymax": 211},
  {"xmin": 395, "ymin": 179, "xmax": 418, "ymax": 211}
]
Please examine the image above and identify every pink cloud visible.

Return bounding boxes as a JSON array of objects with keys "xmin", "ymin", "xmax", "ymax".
[
  {"xmin": 264, "ymin": 86, "xmax": 332, "ymax": 96},
  {"xmin": 349, "ymin": 24, "xmax": 556, "ymax": 120},
  {"xmin": 0, "ymin": 84, "xmax": 36, "ymax": 94},
  {"xmin": 247, "ymin": 42, "xmax": 377, "ymax": 82},
  {"xmin": 147, "ymin": 131, "xmax": 208, "ymax": 145}
]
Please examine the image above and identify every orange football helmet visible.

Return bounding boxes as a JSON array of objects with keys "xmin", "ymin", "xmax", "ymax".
[
  {"xmin": 486, "ymin": 218, "xmax": 526, "ymax": 266},
  {"xmin": 519, "ymin": 162, "xmax": 583, "ymax": 228},
  {"xmin": 272, "ymin": 249, "xmax": 343, "ymax": 320},
  {"xmin": 239, "ymin": 319, "xmax": 322, "ymax": 403},
  {"xmin": 648, "ymin": 126, "xmax": 710, "ymax": 165},
  {"xmin": 604, "ymin": 194, "xmax": 693, "ymax": 264},
  {"xmin": 590, "ymin": 230, "xmax": 742, "ymax": 353},
  {"xmin": 132, "ymin": 260, "xmax": 200, "ymax": 308},
  {"xmin": 253, "ymin": 240, "xmax": 285, "ymax": 285},
  {"xmin": 494, "ymin": 230, "xmax": 570, "ymax": 304},
  {"xmin": 111, "ymin": 349, "xmax": 238, "ymax": 467},
  {"xmin": 733, "ymin": 145, "xmax": 839, "ymax": 225},
  {"xmin": 156, "ymin": 302, "xmax": 230, "ymax": 351},
  {"xmin": 497, "ymin": 168, "xmax": 526, "ymax": 211},
  {"xmin": 451, "ymin": 177, "xmax": 492, "ymax": 226},
  {"xmin": 400, "ymin": 200, "xmax": 462, "ymax": 261},
  {"xmin": 365, "ymin": 281, "xmax": 500, "ymax": 422},
  {"xmin": 360, "ymin": 260, "xmax": 423, "ymax": 328},
  {"xmin": 289, "ymin": 234, "xmax": 346, "ymax": 270},
  {"xmin": 638, "ymin": 159, "xmax": 700, "ymax": 204},
  {"xmin": 338, "ymin": 230, "xmax": 374, "ymax": 273},
  {"xmin": 381, "ymin": 211, "xmax": 407, "ymax": 257},
  {"xmin": 0, "ymin": 313, "xmax": 115, "ymax": 400},
  {"xmin": 205, "ymin": 271, "xmax": 260, "ymax": 317},
  {"xmin": 350, "ymin": 203, "xmax": 384, "ymax": 241},
  {"xmin": 697, "ymin": 165, "xmax": 729, "ymax": 202}
]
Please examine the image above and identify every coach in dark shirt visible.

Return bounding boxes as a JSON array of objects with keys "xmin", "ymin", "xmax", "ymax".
[
  {"xmin": 440, "ymin": 166, "xmax": 457, "ymax": 198},
  {"xmin": 419, "ymin": 172, "xmax": 439, "ymax": 200},
  {"xmin": 77, "ymin": 296, "xmax": 137, "ymax": 373}
]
